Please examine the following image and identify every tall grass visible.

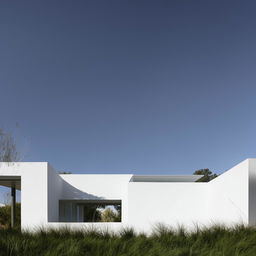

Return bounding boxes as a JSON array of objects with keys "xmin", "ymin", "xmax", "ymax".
[{"xmin": 0, "ymin": 225, "xmax": 256, "ymax": 256}]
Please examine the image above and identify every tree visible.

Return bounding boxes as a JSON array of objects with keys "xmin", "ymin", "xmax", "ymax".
[
  {"xmin": 193, "ymin": 168, "xmax": 218, "ymax": 182},
  {"xmin": 0, "ymin": 128, "xmax": 20, "ymax": 228},
  {"xmin": 0, "ymin": 128, "xmax": 19, "ymax": 162}
]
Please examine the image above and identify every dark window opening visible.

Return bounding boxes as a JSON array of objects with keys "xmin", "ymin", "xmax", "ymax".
[{"xmin": 59, "ymin": 200, "xmax": 121, "ymax": 223}]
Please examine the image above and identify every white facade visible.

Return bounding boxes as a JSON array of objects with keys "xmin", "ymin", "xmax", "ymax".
[{"xmin": 0, "ymin": 159, "xmax": 256, "ymax": 233}]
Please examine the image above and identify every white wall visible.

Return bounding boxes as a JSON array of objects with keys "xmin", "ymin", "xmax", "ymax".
[
  {"xmin": 249, "ymin": 159, "xmax": 256, "ymax": 225},
  {"xmin": 0, "ymin": 162, "xmax": 49, "ymax": 229},
  {"xmin": 127, "ymin": 159, "xmax": 253, "ymax": 232},
  {"xmin": 21, "ymin": 163, "xmax": 49, "ymax": 229},
  {"xmin": 208, "ymin": 159, "xmax": 249, "ymax": 226},
  {"xmin": 60, "ymin": 174, "xmax": 132, "ymax": 223},
  {"xmin": 128, "ymin": 182, "xmax": 208, "ymax": 232},
  {"xmin": 47, "ymin": 164, "xmax": 63, "ymax": 222},
  {"xmin": 1, "ymin": 159, "xmax": 255, "ymax": 232}
]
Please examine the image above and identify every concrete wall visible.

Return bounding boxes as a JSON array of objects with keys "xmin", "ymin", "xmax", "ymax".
[
  {"xmin": 128, "ymin": 182, "xmax": 208, "ymax": 232},
  {"xmin": 21, "ymin": 163, "xmax": 49, "ymax": 229},
  {"xmin": 208, "ymin": 159, "xmax": 249, "ymax": 226},
  {"xmin": 47, "ymin": 164, "xmax": 63, "ymax": 222},
  {"xmin": 0, "ymin": 162, "xmax": 49, "ymax": 229},
  {"xmin": 1, "ymin": 159, "xmax": 256, "ymax": 232},
  {"xmin": 249, "ymin": 159, "xmax": 256, "ymax": 225},
  {"xmin": 60, "ymin": 174, "xmax": 132, "ymax": 223}
]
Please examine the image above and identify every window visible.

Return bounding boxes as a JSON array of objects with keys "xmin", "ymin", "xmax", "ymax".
[{"xmin": 59, "ymin": 200, "xmax": 121, "ymax": 222}]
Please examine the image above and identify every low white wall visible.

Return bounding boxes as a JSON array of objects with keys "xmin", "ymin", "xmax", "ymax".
[
  {"xmin": 128, "ymin": 182, "xmax": 208, "ymax": 232},
  {"xmin": 44, "ymin": 222, "xmax": 126, "ymax": 233}
]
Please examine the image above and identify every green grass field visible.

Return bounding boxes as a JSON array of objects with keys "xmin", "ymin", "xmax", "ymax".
[{"xmin": 0, "ymin": 225, "xmax": 256, "ymax": 256}]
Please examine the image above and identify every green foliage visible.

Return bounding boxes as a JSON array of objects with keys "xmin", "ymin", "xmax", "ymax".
[
  {"xmin": 101, "ymin": 208, "xmax": 120, "ymax": 222},
  {"xmin": 193, "ymin": 168, "xmax": 218, "ymax": 182},
  {"xmin": 0, "ymin": 225, "xmax": 256, "ymax": 255},
  {"xmin": 0, "ymin": 203, "xmax": 21, "ymax": 229}
]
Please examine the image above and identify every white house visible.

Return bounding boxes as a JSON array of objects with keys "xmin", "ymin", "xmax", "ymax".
[{"xmin": 0, "ymin": 159, "xmax": 256, "ymax": 232}]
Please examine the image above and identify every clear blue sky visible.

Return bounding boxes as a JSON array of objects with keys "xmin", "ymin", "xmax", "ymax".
[{"xmin": 1, "ymin": 0, "xmax": 256, "ymax": 182}]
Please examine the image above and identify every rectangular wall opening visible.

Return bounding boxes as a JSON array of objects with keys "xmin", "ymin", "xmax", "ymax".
[
  {"xmin": 59, "ymin": 200, "xmax": 121, "ymax": 223},
  {"xmin": 0, "ymin": 176, "xmax": 21, "ymax": 228}
]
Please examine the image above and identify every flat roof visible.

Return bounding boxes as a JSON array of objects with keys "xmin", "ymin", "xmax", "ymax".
[
  {"xmin": 130, "ymin": 175, "xmax": 203, "ymax": 182},
  {"xmin": 0, "ymin": 176, "xmax": 21, "ymax": 190},
  {"xmin": 59, "ymin": 199, "xmax": 121, "ymax": 204}
]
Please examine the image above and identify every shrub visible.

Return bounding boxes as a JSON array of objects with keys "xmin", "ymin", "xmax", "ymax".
[{"xmin": 0, "ymin": 203, "xmax": 21, "ymax": 229}]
